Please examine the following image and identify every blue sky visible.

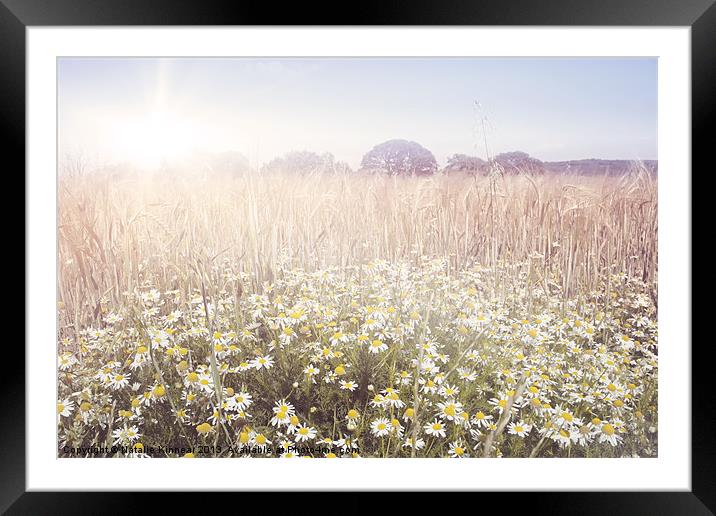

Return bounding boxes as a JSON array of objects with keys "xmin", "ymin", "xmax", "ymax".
[{"xmin": 58, "ymin": 57, "xmax": 657, "ymax": 169}]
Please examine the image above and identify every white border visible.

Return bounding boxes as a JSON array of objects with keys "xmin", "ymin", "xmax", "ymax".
[{"xmin": 27, "ymin": 27, "xmax": 690, "ymax": 491}]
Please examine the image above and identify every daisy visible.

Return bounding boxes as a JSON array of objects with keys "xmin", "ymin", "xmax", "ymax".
[
  {"xmin": 286, "ymin": 414, "xmax": 301, "ymax": 433},
  {"xmin": 382, "ymin": 390, "xmax": 405, "ymax": 409},
  {"xmin": 294, "ymin": 424, "xmax": 317, "ymax": 442},
  {"xmin": 457, "ymin": 367, "xmax": 477, "ymax": 382},
  {"xmin": 395, "ymin": 370, "xmax": 412, "ymax": 386},
  {"xmin": 330, "ymin": 331, "xmax": 350, "ymax": 345},
  {"xmin": 554, "ymin": 407, "xmax": 582, "ymax": 427},
  {"xmin": 195, "ymin": 372, "xmax": 214, "ymax": 393},
  {"xmin": 237, "ymin": 360, "xmax": 253, "ymax": 372},
  {"xmin": 277, "ymin": 438, "xmax": 294, "ymax": 452},
  {"xmin": 340, "ymin": 380, "xmax": 358, "ymax": 392},
  {"xmin": 402, "ymin": 407, "xmax": 415, "ymax": 422},
  {"xmin": 273, "ymin": 399, "xmax": 296, "ymax": 416},
  {"xmin": 369, "ymin": 393, "xmax": 386, "ymax": 408},
  {"xmin": 370, "ymin": 417, "xmax": 391, "ymax": 437},
  {"xmin": 334, "ymin": 434, "xmax": 359, "ymax": 451},
  {"xmin": 109, "ymin": 372, "xmax": 130, "ymax": 390},
  {"xmin": 597, "ymin": 422, "xmax": 623, "ymax": 446},
  {"xmin": 303, "ymin": 363, "xmax": 320, "ymax": 382},
  {"xmin": 346, "ymin": 409, "xmax": 360, "ymax": 423},
  {"xmin": 471, "ymin": 411, "xmax": 494, "ymax": 428},
  {"xmin": 58, "ymin": 352, "xmax": 78, "ymax": 371},
  {"xmin": 575, "ymin": 425, "xmax": 594, "ymax": 446},
  {"xmin": 112, "ymin": 425, "xmax": 142, "ymax": 445},
  {"xmin": 251, "ymin": 432, "xmax": 271, "ymax": 447},
  {"xmin": 488, "ymin": 396, "xmax": 511, "ymax": 414},
  {"xmin": 125, "ymin": 425, "xmax": 141, "ymax": 442},
  {"xmin": 104, "ymin": 312, "xmax": 123, "ymax": 325},
  {"xmin": 424, "ymin": 420, "xmax": 446, "ymax": 438},
  {"xmin": 251, "ymin": 355, "xmax": 275, "ymax": 370},
  {"xmin": 403, "ymin": 436, "xmax": 426, "ymax": 450},
  {"xmin": 419, "ymin": 378, "xmax": 438, "ymax": 395},
  {"xmin": 553, "ymin": 428, "xmax": 577, "ymax": 448},
  {"xmin": 363, "ymin": 318, "xmax": 381, "ymax": 331},
  {"xmin": 390, "ymin": 418, "xmax": 405, "ymax": 438},
  {"xmin": 231, "ymin": 391, "xmax": 253, "ymax": 411},
  {"xmin": 95, "ymin": 365, "xmax": 115, "ymax": 384},
  {"xmin": 507, "ymin": 421, "xmax": 532, "ymax": 437},
  {"xmin": 438, "ymin": 384, "xmax": 460, "ymax": 398},
  {"xmin": 151, "ymin": 384, "xmax": 167, "ymax": 400},
  {"xmin": 57, "ymin": 398, "xmax": 75, "ymax": 418},
  {"xmin": 368, "ymin": 339, "xmax": 388, "ymax": 353},
  {"xmin": 271, "ymin": 399, "xmax": 295, "ymax": 427},
  {"xmin": 448, "ymin": 441, "xmax": 468, "ymax": 458},
  {"xmin": 437, "ymin": 400, "xmax": 464, "ymax": 421},
  {"xmin": 270, "ymin": 411, "xmax": 291, "ymax": 427},
  {"xmin": 208, "ymin": 409, "xmax": 222, "ymax": 425}
]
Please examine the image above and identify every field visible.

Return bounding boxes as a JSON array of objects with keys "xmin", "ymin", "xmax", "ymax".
[{"xmin": 57, "ymin": 167, "xmax": 658, "ymax": 458}]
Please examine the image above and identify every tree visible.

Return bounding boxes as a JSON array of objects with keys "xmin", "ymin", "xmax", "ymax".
[
  {"xmin": 206, "ymin": 151, "xmax": 250, "ymax": 176},
  {"xmin": 262, "ymin": 151, "xmax": 351, "ymax": 174},
  {"xmin": 445, "ymin": 154, "xmax": 488, "ymax": 173},
  {"xmin": 360, "ymin": 139, "xmax": 438, "ymax": 176},
  {"xmin": 493, "ymin": 151, "xmax": 544, "ymax": 174}
]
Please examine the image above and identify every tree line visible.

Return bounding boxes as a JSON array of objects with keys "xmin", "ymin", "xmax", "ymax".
[{"xmin": 258, "ymin": 139, "xmax": 546, "ymax": 176}]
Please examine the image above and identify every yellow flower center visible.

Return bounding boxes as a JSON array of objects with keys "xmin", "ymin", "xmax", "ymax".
[{"xmin": 196, "ymin": 423, "xmax": 212, "ymax": 434}]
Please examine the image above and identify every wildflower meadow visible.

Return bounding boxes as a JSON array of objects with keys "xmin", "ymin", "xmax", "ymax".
[{"xmin": 57, "ymin": 167, "xmax": 658, "ymax": 458}]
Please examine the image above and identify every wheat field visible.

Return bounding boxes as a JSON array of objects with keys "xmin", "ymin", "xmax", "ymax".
[{"xmin": 57, "ymin": 166, "xmax": 658, "ymax": 458}]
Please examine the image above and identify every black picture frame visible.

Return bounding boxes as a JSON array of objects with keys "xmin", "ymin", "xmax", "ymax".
[{"xmin": 5, "ymin": 0, "xmax": 709, "ymax": 513}]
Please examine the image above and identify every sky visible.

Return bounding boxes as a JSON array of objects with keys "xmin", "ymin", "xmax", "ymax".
[{"xmin": 58, "ymin": 57, "xmax": 657, "ymax": 170}]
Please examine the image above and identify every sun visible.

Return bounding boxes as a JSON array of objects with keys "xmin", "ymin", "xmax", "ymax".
[{"xmin": 111, "ymin": 108, "xmax": 193, "ymax": 169}]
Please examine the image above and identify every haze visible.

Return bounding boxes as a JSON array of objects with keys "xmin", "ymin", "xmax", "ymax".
[{"xmin": 58, "ymin": 57, "xmax": 658, "ymax": 170}]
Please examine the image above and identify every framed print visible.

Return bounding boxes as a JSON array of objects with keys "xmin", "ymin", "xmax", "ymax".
[{"xmin": 7, "ymin": 0, "xmax": 711, "ymax": 512}]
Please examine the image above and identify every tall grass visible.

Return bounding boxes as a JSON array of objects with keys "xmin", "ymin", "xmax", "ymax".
[{"xmin": 58, "ymin": 165, "xmax": 657, "ymax": 335}]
